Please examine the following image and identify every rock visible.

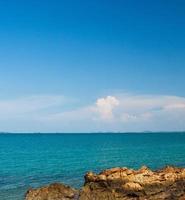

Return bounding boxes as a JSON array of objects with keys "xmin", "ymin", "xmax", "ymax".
[
  {"xmin": 25, "ymin": 183, "xmax": 78, "ymax": 200},
  {"xmin": 25, "ymin": 166, "xmax": 185, "ymax": 200},
  {"xmin": 122, "ymin": 182, "xmax": 143, "ymax": 191}
]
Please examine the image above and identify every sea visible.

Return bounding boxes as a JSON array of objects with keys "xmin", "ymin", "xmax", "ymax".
[{"xmin": 0, "ymin": 132, "xmax": 185, "ymax": 200}]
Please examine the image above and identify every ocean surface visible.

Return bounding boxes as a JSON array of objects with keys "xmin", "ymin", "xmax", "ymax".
[{"xmin": 0, "ymin": 133, "xmax": 185, "ymax": 200}]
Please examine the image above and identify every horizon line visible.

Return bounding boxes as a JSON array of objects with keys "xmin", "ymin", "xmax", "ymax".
[{"xmin": 0, "ymin": 131, "xmax": 185, "ymax": 134}]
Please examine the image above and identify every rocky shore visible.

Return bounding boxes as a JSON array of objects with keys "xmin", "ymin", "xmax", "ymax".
[{"xmin": 25, "ymin": 166, "xmax": 185, "ymax": 200}]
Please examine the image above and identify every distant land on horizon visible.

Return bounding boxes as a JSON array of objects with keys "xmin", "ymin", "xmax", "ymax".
[{"xmin": 0, "ymin": 131, "xmax": 185, "ymax": 134}]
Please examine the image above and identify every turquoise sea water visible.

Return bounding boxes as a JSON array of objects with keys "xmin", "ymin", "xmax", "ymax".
[{"xmin": 0, "ymin": 133, "xmax": 185, "ymax": 200}]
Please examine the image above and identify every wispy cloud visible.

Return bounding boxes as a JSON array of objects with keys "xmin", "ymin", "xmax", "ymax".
[
  {"xmin": 0, "ymin": 93, "xmax": 185, "ymax": 132},
  {"xmin": 0, "ymin": 95, "xmax": 65, "ymax": 119}
]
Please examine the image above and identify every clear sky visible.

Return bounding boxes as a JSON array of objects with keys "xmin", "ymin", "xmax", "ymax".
[{"xmin": 0, "ymin": 0, "xmax": 185, "ymax": 132}]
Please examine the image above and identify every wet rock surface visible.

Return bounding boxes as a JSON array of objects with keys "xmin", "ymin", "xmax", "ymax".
[{"xmin": 25, "ymin": 166, "xmax": 185, "ymax": 200}]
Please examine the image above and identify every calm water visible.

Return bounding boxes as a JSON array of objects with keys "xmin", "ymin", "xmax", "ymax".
[{"xmin": 0, "ymin": 133, "xmax": 185, "ymax": 200}]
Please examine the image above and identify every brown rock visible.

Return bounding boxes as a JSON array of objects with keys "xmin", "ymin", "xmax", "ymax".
[
  {"xmin": 80, "ymin": 166, "xmax": 185, "ymax": 200},
  {"xmin": 25, "ymin": 183, "xmax": 78, "ymax": 200},
  {"xmin": 25, "ymin": 166, "xmax": 185, "ymax": 200},
  {"xmin": 122, "ymin": 182, "xmax": 143, "ymax": 191}
]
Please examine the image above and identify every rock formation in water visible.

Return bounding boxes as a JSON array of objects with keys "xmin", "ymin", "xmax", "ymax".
[
  {"xmin": 25, "ymin": 183, "xmax": 78, "ymax": 200},
  {"xmin": 25, "ymin": 166, "xmax": 185, "ymax": 200}
]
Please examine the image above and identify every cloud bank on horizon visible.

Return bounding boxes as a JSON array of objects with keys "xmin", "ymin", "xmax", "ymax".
[{"xmin": 0, "ymin": 93, "xmax": 185, "ymax": 133}]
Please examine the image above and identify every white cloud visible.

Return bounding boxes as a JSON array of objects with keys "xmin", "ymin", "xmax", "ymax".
[
  {"xmin": 164, "ymin": 103, "xmax": 185, "ymax": 110},
  {"xmin": 94, "ymin": 96, "xmax": 119, "ymax": 120},
  {"xmin": 0, "ymin": 93, "xmax": 185, "ymax": 132}
]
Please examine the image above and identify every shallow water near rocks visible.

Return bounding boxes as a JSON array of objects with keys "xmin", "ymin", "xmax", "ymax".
[{"xmin": 0, "ymin": 132, "xmax": 185, "ymax": 200}]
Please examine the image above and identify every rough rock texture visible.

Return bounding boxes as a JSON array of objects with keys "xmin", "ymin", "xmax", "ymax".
[
  {"xmin": 80, "ymin": 166, "xmax": 185, "ymax": 200},
  {"xmin": 25, "ymin": 183, "xmax": 78, "ymax": 200},
  {"xmin": 25, "ymin": 166, "xmax": 185, "ymax": 200}
]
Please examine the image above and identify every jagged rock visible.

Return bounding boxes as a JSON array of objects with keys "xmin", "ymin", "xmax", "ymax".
[{"xmin": 25, "ymin": 166, "xmax": 185, "ymax": 200}]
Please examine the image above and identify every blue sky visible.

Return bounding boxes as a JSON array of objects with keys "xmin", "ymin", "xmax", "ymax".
[{"xmin": 0, "ymin": 0, "xmax": 185, "ymax": 132}]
